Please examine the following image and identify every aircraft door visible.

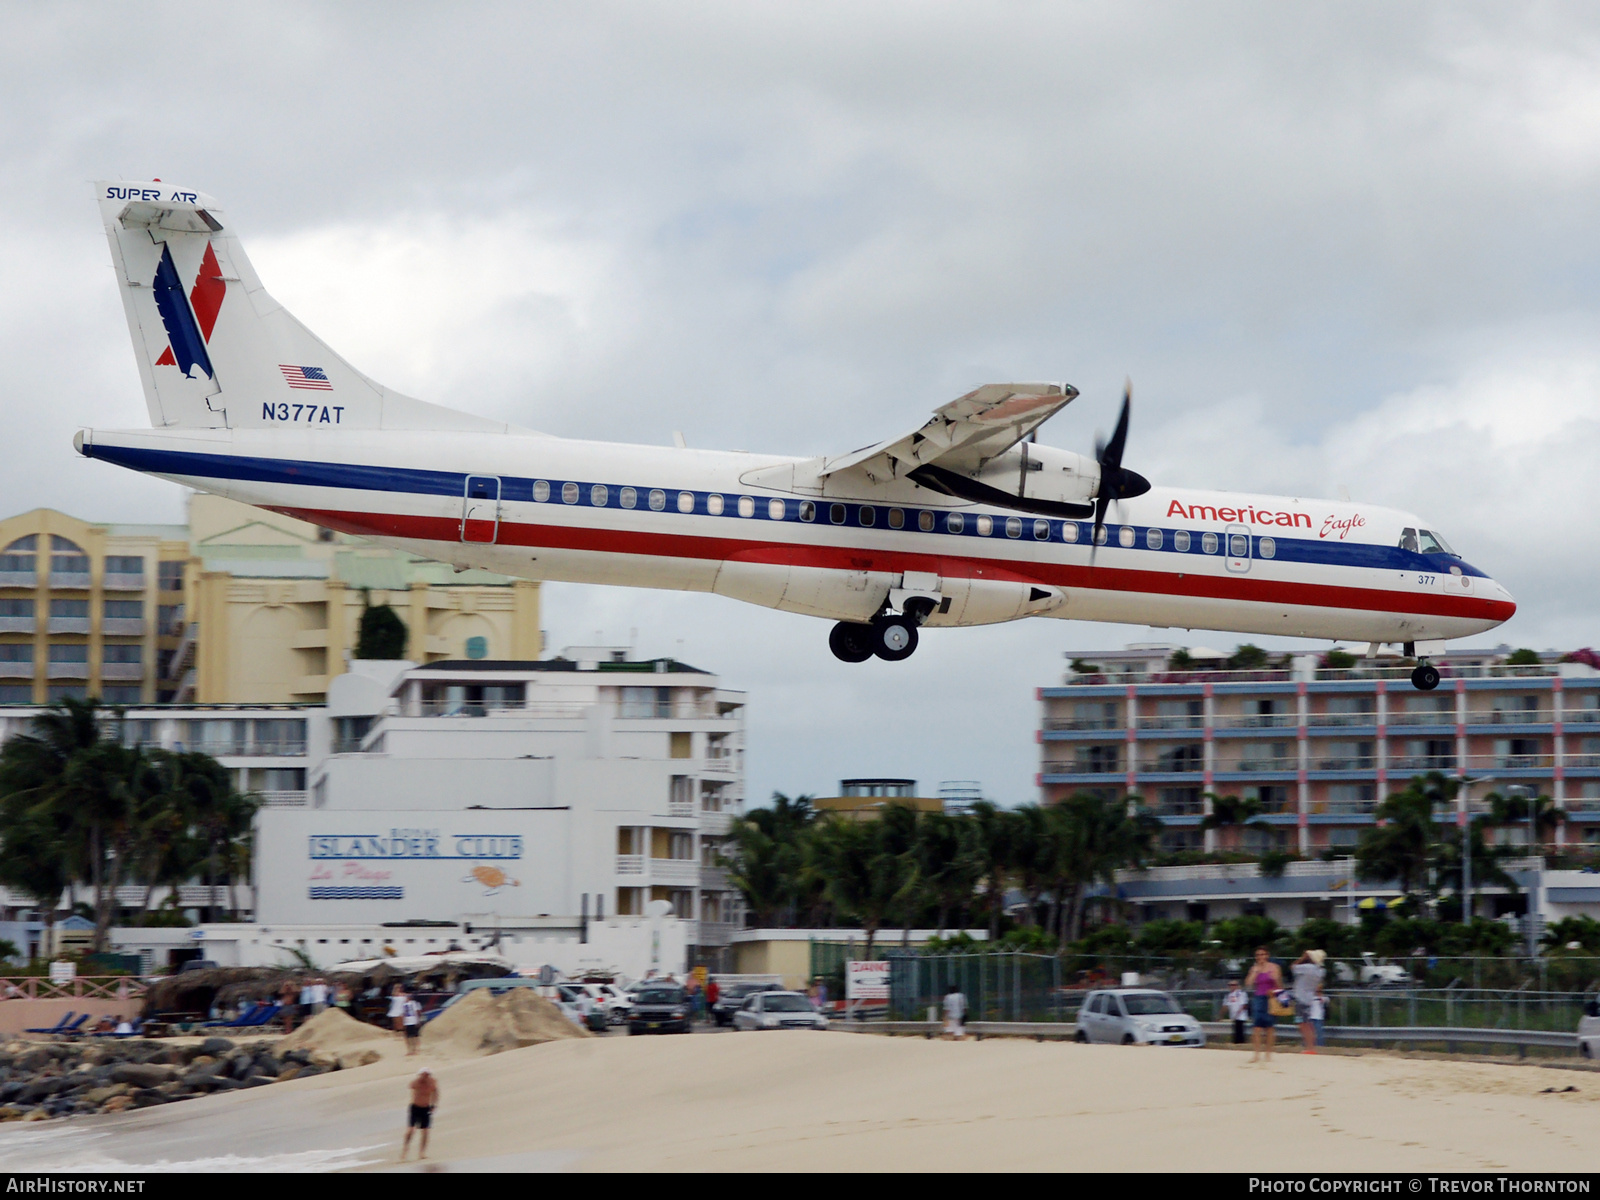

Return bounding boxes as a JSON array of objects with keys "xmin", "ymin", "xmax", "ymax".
[
  {"xmin": 461, "ymin": 475, "xmax": 501, "ymax": 544},
  {"xmin": 1224, "ymin": 523, "xmax": 1252, "ymax": 574}
]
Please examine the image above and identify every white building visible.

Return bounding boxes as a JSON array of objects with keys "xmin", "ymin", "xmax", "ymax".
[{"xmin": 0, "ymin": 647, "xmax": 747, "ymax": 978}]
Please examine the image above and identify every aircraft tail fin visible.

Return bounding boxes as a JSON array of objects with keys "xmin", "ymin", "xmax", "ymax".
[{"xmin": 95, "ymin": 181, "xmax": 516, "ymax": 434}]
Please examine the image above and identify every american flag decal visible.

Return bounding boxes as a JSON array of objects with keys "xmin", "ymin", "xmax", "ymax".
[{"xmin": 279, "ymin": 364, "xmax": 333, "ymax": 391}]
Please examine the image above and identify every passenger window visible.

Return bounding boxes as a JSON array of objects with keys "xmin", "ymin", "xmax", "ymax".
[
  {"xmin": 533, "ymin": 480, "xmax": 550, "ymax": 502},
  {"xmin": 976, "ymin": 516, "xmax": 993, "ymax": 537},
  {"xmin": 859, "ymin": 506, "xmax": 876, "ymax": 527},
  {"xmin": 1094, "ymin": 525, "xmax": 1108, "ymax": 546},
  {"xmin": 737, "ymin": 496, "xmax": 754, "ymax": 518},
  {"xmin": 1118, "ymin": 526, "xmax": 1135, "ymax": 548},
  {"xmin": 590, "ymin": 484, "xmax": 608, "ymax": 507},
  {"xmin": 649, "ymin": 489, "xmax": 666, "ymax": 511},
  {"xmin": 1229, "ymin": 533, "xmax": 1248, "ymax": 557},
  {"xmin": 1062, "ymin": 522, "xmax": 1080, "ymax": 544},
  {"xmin": 768, "ymin": 499, "xmax": 786, "ymax": 520},
  {"xmin": 1146, "ymin": 528, "xmax": 1163, "ymax": 550},
  {"xmin": 1201, "ymin": 532, "xmax": 1218, "ymax": 554},
  {"xmin": 946, "ymin": 513, "xmax": 965, "ymax": 534},
  {"xmin": 829, "ymin": 504, "xmax": 846, "ymax": 525},
  {"xmin": 1005, "ymin": 517, "xmax": 1022, "ymax": 539},
  {"xmin": 1400, "ymin": 527, "xmax": 1419, "ymax": 553},
  {"xmin": 799, "ymin": 501, "xmax": 815, "ymax": 523},
  {"xmin": 1173, "ymin": 529, "xmax": 1190, "ymax": 552},
  {"xmin": 706, "ymin": 494, "xmax": 724, "ymax": 516},
  {"xmin": 918, "ymin": 511, "xmax": 934, "ymax": 532},
  {"xmin": 1034, "ymin": 519, "xmax": 1050, "ymax": 541},
  {"xmin": 561, "ymin": 482, "xmax": 579, "ymax": 504},
  {"xmin": 888, "ymin": 508, "xmax": 905, "ymax": 530},
  {"xmin": 1259, "ymin": 536, "xmax": 1276, "ymax": 559},
  {"xmin": 620, "ymin": 486, "xmax": 637, "ymax": 509},
  {"xmin": 678, "ymin": 491, "xmax": 695, "ymax": 513}
]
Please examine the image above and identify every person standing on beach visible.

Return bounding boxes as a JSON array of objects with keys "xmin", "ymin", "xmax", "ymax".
[
  {"xmin": 1222, "ymin": 980, "xmax": 1249, "ymax": 1045},
  {"xmin": 401, "ymin": 1069, "xmax": 439, "ymax": 1161},
  {"xmin": 942, "ymin": 983, "xmax": 967, "ymax": 1040},
  {"xmin": 1243, "ymin": 947, "xmax": 1283, "ymax": 1062},
  {"xmin": 1290, "ymin": 950, "xmax": 1326, "ymax": 1054},
  {"xmin": 279, "ymin": 980, "xmax": 300, "ymax": 1033},
  {"xmin": 388, "ymin": 984, "xmax": 406, "ymax": 1034},
  {"xmin": 402, "ymin": 991, "xmax": 423, "ymax": 1054}
]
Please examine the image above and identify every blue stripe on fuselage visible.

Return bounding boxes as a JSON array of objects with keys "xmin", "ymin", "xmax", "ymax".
[{"xmin": 81, "ymin": 440, "xmax": 1489, "ymax": 579}]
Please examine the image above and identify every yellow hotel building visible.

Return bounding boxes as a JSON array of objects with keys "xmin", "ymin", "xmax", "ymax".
[{"xmin": 0, "ymin": 495, "xmax": 541, "ymax": 706}]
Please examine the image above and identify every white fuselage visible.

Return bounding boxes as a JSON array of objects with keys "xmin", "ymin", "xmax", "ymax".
[{"xmin": 77, "ymin": 425, "xmax": 1516, "ymax": 646}]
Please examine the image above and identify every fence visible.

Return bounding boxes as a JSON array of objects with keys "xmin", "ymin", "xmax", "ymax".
[{"xmin": 0, "ymin": 976, "xmax": 147, "ymax": 1002}]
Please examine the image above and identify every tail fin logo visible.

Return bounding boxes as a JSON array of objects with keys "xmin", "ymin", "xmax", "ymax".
[{"xmin": 151, "ymin": 242, "xmax": 225, "ymax": 377}]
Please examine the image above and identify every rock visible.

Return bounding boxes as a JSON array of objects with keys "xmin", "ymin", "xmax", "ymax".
[
  {"xmin": 0, "ymin": 1106, "xmax": 23, "ymax": 1122},
  {"xmin": 101, "ymin": 1096, "xmax": 133, "ymax": 1113},
  {"xmin": 17, "ymin": 1080, "xmax": 62, "ymax": 1104},
  {"xmin": 207, "ymin": 1077, "xmax": 245, "ymax": 1091},
  {"xmin": 276, "ymin": 1065, "xmax": 301, "ymax": 1081},
  {"xmin": 197, "ymin": 1038, "xmax": 235, "ymax": 1058},
  {"xmin": 83, "ymin": 1085, "xmax": 127, "ymax": 1105},
  {"xmin": 14, "ymin": 1049, "xmax": 50, "ymax": 1073},
  {"xmin": 241, "ymin": 1076, "xmax": 274, "ymax": 1088},
  {"xmin": 110, "ymin": 1063, "xmax": 175, "ymax": 1088},
  {"xmin": 130, "ymin": 1089, "xmax": 166, "ymax": 1108},
  {"xmin": 338, "ymin": 1049, "xmax": 381, "ymax": 1070},
  {"xmin": 21, "ymin": 1109, "xmax": 48, "ymax": 1122},
  {"xmin": 228, "ymin": 1055, "xmax": 255, "ymax": 1081},
  {"xmin": 280, "ymin": 1048, "xmax": 310, "ymax": 1066},
  {"xmin": 253, "ymin": 1054, "xmax": 281, "ymax": 1077},
  {"xmin": 188, "ymin": 1055, "xmax": 217, "ymax": 1070}
]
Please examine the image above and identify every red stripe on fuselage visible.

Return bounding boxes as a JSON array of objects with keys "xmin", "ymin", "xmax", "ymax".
[{"xmin": 273, "ymin": 505, "xmax": 1516, "ymax": 624}]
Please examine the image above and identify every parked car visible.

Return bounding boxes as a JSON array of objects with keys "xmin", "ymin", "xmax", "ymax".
[
  {"xmin": 1073, "ymin": 989, "xmax": 1205, "ymax": 1047},
  {"xmin": 1578, "ymin": 999, "xmax": 1600, "ymax": 1058},
  {"xmin": 1331, "ymin": 953, "xmax": 1411, "ymax": 987},
  {"xmin": 628, "ymin": 984, "xmax": 691, "ymax": 1035},
  {"xmin": 732, "ymin": 991, "xmax": 828, "ymax": 1031},
  {"xmin": 558, "ymin": 983, "xmax": 632, "ymax": 1026},
  {"xmin": 711, "ymin": 981, "xmax": 785, "ymax": 1026}
]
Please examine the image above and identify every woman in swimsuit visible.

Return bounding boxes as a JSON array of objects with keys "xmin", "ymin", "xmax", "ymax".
[{"xmin": 1243, "ymin": 945, "xmax": 1284, "ymax": 1062}]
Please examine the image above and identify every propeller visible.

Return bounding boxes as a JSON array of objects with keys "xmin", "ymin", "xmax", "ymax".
[{"xmin": 1090, "ymin": 382, "xmax": 1151, "ymax": 563}]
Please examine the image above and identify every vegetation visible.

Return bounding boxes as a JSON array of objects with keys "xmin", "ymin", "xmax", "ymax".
[
  {"xmin": 1504, "ymin": 648, "xmax": 1543, "ymax": 666},
  {"xmin": 0, "ymin": 698, "xmax": 257, "ymax": 953},
  {"xmin": 355, "ymin": 599, "xmax": 409, "ymax": 660},
  {"xmin": 1320, "ymin": 648, "xmax": 1358, "ymax": 670}
]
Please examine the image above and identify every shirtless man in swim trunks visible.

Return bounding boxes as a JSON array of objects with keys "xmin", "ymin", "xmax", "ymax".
[{"xmin": 401, "ymin": 1069, "xmax": 439, "ymax": 1161}]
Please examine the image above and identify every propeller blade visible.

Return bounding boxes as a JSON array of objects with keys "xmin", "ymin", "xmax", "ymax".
[{"xmin": 1090, "ymin": 383, "xmax": 1134, "ymax": 563}]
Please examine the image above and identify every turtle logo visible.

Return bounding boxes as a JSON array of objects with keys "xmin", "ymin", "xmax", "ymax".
[{"xmin": 463, "ymin": 864, "xmax": 521, "ymax": 895}]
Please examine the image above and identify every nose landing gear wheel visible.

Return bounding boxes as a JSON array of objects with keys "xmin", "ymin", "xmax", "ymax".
[
  {"xmin": 872, "ymin": 615, "xmax": 919, "ymax": 661},
  {"xmin": 1411, "ymin": 663, "xmax": 1441, "ymax": 691},
  {"xmin": 829, "ymin": 622, "xmax": 876, "ymax": 663}
]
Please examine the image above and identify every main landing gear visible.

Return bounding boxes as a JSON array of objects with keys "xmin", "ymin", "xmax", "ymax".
[
  {"xmin": 1411, "ymin": 662, "xmax": 1441, "ymax": 691},
  {"xmin": 829, "ymin": 599, "xmax": 933, "ymax": 663}
]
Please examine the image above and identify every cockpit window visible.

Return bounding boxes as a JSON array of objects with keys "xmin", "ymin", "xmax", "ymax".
[
  {"xmin": 1400, "ymin": 528, "xmax": 1419, "ymax": 553},
  {"xmin": 1417, "ymin": 529, "xmax": 1453, "ymax": 555}
]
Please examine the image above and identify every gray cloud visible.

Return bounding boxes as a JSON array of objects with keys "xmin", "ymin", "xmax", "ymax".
[{"xmin": 3, "ymin": 2, "xmax": 1598, "ymax": 806}]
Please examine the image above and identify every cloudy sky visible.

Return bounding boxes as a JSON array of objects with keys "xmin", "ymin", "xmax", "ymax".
[{"xmin": 4, "ymin": 2, "xmax": 1599, "ymax": 807}]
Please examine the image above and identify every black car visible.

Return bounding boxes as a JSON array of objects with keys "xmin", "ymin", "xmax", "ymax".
[
  {"xmin": 628, "ymin": 985, "xmax": 691, "ymax": 1035},
  {"xmin": 711, "ymin": 981, "xmax": 784, "ymax": 1027}
]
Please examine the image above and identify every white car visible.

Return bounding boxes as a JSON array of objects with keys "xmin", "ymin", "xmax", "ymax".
[
  {"xmin": 1073, "ymin": 989, "xmax": 1205, "ymax": 1047},
  {"xmin": 1578, "ymin": 1002, "xmax": 1600, "ymax": 1058},
  {"xmin": 560, "ymin": 982, "xmax": 634, "ymax": 1025},
  {"xmin": 732, "ymin": 990, "xmax": 828, "ymax": 1031},
  {"xmin": 1331, "ymin": 952, "xmax": 1411, "ymax": 987}
]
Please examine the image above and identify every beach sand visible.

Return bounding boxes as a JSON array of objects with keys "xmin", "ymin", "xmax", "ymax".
[{"xmin": 0, "ymin": 1032, "xmax": 1593, "ymax": 1172}]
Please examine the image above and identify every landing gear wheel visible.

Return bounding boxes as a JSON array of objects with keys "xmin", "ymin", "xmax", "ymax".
[
  {"xmin": 829, "ymin": 622, "xmax": 875, "ymax": 663},
  {"xmin": 872, "ymin": 615, "xmax": 919, "ymax": 662},
  {"xmin": 1411, "ymin": 663, "xmax": 1441, "ymax": 691}
]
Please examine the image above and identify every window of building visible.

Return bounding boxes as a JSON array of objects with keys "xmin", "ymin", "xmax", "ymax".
[
  {"xmin": 0, "ymin": 599, "xmax": 32, "ymax": 617},
  {"xmin": 1158, "ymin": 744, "xmax": 1204, "ymax": 771},
  {"xmin": 1326, "ymin": 783, "xmax": 1375, "ymax": 813},
  {"xmin": 246, "ymin": 768, "xmax": 306, "ymax": 792},
  {"xmin": 0, "ymin": 538, "xmax": 35, "ymax": 577},
  {"xmin": 946, "ymin": 513, "xmax": 965, "ymax": 534},
  {"xmin": 101, "ymin": 687, "xmax": 141, "ymax": 704},
  {"xmin": 1159, "ymin": 829, "xmax": 1203, "ymax": 853},
  {"xmin": 102, "ymin": 645, "xmax": 141, "ymax": 664},
  {"xmin": 1076, "ymin": 744, "xmax": 1121, "ymax": 774},
  {"xmin": 1155, "ymin": 699, "xmax": 1202, "ymax": 728},
  {"xmin": 841, "ymin": 780, "xmax": 915, "ymax": 797},
  {"xmin": 0, "ymin": 644, "xmax": 33, "ymax": 663},
  {"xmin": 49, "ymin": 599, "xmax": 88, "ymax": 618},
  {"xmin": 1326, "ymin": 695, "xmax": 1374, "ymax": 719},
  {"xmin": 158, "ymin": 561, "xmax": 184, "ymax": 591},
  {"xmin": 1327, "ymin": 828, "xmax": 1360, "ymax": 847},
  {"xmin": 47, "ymin": 644, "xmax": 87, "ymax": 663},
  {"xmin": 103, "ymin": 600, "xmax": 142, "ymax": 619},
  {"xmin": 620, "ymin": 687, "xmax": 670, "ymax": 719},
  {"xmin": 47, "ymin": 685, "xmax": 85, "ymax": 701},
  {"xmin": 1156, "ymin": 787, "xmax": 1202, "ymax": 816},
  {"xmin": 1244, "ymin": 785, "xmax": 1292, "ymax": 813},
  {"xmin": 254, "ymin": 720, "xmax": 307, "ymax": 752},
  {"xmin": 616, "ymin": 887, "xmax": 642, "ymax": 916},
  {"xmin": 157, "ymin": 605, "xmax": 183, "ymax": 636},
  {"xmin": 0, "ymin": 685, "xmax": 32, "ymax": 703},
  {"xmin": 50, "ymin": 537, "xmax": 88, "ymax": 575},
  {"xmin": 104, "ymin": 556, "xmax": 144, "ymax": 576}
]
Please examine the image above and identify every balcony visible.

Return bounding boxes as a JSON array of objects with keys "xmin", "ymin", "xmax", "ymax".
[
  {"xmin": 692, "ymin": 920, "xmax": 740, "ymax": 947},
  {"xmin": 1387, "ymin": 711, "xmax": 1456, "ymax": 727},
  {"xmin": 1313, "ymin": 756, "xmax": 1377, "ymax": 771},
  {"xmin": 1220, "ymin": 758, "xmax": 1296, "ymax": 773},
  {"xmin": 1313, "ymin": 801, "xmax": 1378, "ymax": 816},
  {"xmin": 47, "ymin": 662, "xmax": 88, "ymax": 679},
  {"xmin": 0, "ymin": 571, "xmax": 37, "ymax": 588},
  {"xmin": 0, "ymin": 661, "xmax": 31, "ymax": 679},
  {"xmin": 1465, "ymin": 753, "xmax": 1554, "ymax": 771},
  {"xmin": 257, "ymin": 790, "xmax": 307, "ymax": 807},
  {"xmin": 1566, "ymin": 754, "xmax": 1600, "ymax": 768},
  {"xmin": 702, "ymin": 756, "xmax": 736, "ymax": 774},
  {"xmin": 46, "ymin": 617, "xmax": 90, "ymax": 635},
  {"xmin": 1044, "ymin": 715, "xmax": 1127, "ymax": 731},
  {"xmin": 1215, "ymin": 714, "xmax": 1295, "ymax": 729},
  {"xmin": 1138, "ymin": 758, "xmax": 1203, "ymax": 774},
  {"xmin": 1149, "ymin": 802, "xmax": 1205, "ymax": 818},
  {"xmin": 615, "ymin": 854, "xmax": 645, "ymax": 875},
  {"xmin": 667, "ymin": 799, "xmax": 694, "ymax": 818},
  {"xmin": 101, "ymin": 572, "xmax": 146, "ymax": 592},
  {"xmin": 698, "ymin": 866, "xmax": 730, "ymax": 890},
  {"xmin": 1388, "ymin": 755, "xmax": 1457, "ymax": 772},
  {"xmin": 0, "ymin": 618, "xmax": 33, "ymax": 635},
  {"xmin": 100, "ymin": 663, "xmax": 142, "ymax": 681},
  {"xmin": 648, "ymin": 858, "xmax": 698, "ymax": 884},
  {"xmin": 1307, "ymin": 712, "xmax": 1376, "ymax": 727},
  {"xmin": 1464, "ymin": 709, "xmax": 1554, "ymax": 726},
  {"xmin": 49, "ymin": 572, "xmax": 90, "ymax": 590},
  {"xmin": 699, "ymin": 810, "xmax": 735, "ymax": 836},
  {"xmin": 101, "ymin": 618, "xmax": 145, "ymax": 637},
  {"xmin": 176, "ymin": 886, "xmax": 231, "ymax": 906},
  {"xmin": 410, "ymin": 699, "xmax": 586, "ymax": 718},
  {"xmin": 1045, "ymin": 759, "xmax": 1123, "ymax": 775}
]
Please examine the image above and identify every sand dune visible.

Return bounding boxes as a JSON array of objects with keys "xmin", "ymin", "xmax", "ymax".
[{"xmin": 0, "ymin": 1033, "xmax": 1593, "ymax": 1172}]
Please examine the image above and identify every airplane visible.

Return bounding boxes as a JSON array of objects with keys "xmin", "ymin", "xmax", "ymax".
[{"xmin": 78, "ymin": 182, "xmax": 1515, "ymax": 691}]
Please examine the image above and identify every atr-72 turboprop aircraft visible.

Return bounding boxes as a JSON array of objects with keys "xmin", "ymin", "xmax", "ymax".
[{"xmin": 79, "ymin": 182, "xmax": 1515, "ymax": 690}]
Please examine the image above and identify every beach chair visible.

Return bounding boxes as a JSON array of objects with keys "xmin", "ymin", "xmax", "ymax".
[
  {"xmin": 23, "ymin": 1011, "xmax": 75, "ymax": 1035},
  {"xmin": 57, "ymin": 1014, "xmax": 91, "ymax": 1037},
  {"xmin": 201, "ymin": 1002, "xmax": 264, "ymax": 1029}
]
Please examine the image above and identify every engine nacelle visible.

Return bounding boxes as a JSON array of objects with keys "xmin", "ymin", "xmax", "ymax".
[{"xmin": 911, "ymin": 443, "xmax": 1099, "ymax": 518}]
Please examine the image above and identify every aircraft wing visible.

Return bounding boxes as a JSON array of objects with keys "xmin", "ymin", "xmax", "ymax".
[{"xmin": 817, "ymin": 383, "xmax": 1078, "ymax": 484}]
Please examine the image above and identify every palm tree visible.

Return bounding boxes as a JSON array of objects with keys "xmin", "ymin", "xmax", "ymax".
[
  {"xmin": 966, "ymin": 800, "xmax": 1017, "ymax": 940},
  {"xmin": 168, "ymin": 752, "xmax": 258, "ymax": 925},
  {"xmin": 1048, "ymin": 792, "xmax": 1160, "ymax": 945},
  {"xmin": 1200, "ymin": 792, "xmax": 1268, "ymax": 850},
  {"xmin": 914, "ymin": 812, "xmax": 981, "ymax": 935},
  {"xmin": 1356, "ymin": 777, "xmax": 1441, "ymax": 897},
  {"xmin": 1482, "ymin": 790, "xmax": 1565, "ymax": 851},
  {"xmin": 811, "ymin": 816, "xmax": 905, "ymax": 955}
]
